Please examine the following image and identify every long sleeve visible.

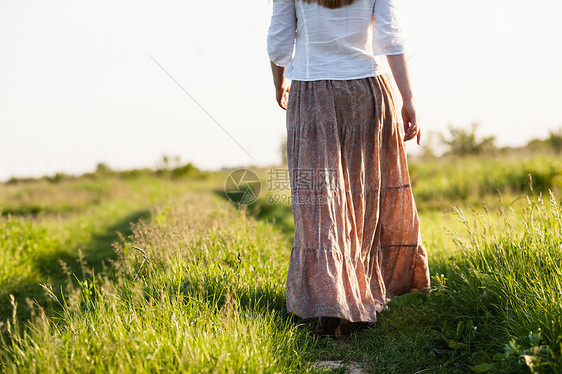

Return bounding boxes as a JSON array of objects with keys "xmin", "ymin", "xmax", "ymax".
[
  {"xmin": 267, "ymin": 0, "xmax": 297, "ymax": 67},
  {"xmin": 372, "ymin": 0, "xmax": 406, "ymax": 55}
]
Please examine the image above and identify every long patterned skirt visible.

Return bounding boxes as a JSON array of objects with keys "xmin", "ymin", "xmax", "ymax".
[{"xmin": 285, "ymin": 73, "xmax": 431, "ymax": 323}]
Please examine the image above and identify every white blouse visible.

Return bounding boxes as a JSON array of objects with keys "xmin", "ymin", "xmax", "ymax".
[{"xmin": 267, "ymin": 0, "xmax": 406, "ymax": 81}]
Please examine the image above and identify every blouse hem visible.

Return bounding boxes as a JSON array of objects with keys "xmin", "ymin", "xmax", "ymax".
[{"xmin": 284, "ymin": 69, "xmax": 391, "ymax": 82}]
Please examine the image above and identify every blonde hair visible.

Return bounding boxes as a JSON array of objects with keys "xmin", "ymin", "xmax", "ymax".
[{"xmin": 301, "ymin": 0, "xmax": 356, "ymax": 9}]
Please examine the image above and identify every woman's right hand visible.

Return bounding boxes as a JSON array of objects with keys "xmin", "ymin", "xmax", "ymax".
[
  {"xmin": 386, "ymin": 54, "xmax": 421, "ymax": 145},
  {"xmin": 402, "ymin": 99, "xmax": 421, "ymax": 145}
]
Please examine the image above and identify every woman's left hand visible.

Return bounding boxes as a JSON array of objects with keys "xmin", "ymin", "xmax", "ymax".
[
  {"xmin": 270, "ymin": 62, "xmax": 291, "ymax": 110},
  {"xmin": 276, "ymin": 80, "xmax": 291, "ymax": 110}
]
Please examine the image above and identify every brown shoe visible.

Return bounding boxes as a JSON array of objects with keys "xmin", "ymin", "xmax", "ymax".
[{"xmin": 315, "ymin": 317, "xmax": 342, "ymax": 339}]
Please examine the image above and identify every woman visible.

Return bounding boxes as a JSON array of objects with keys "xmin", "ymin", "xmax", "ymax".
[{"xmin": 267, "ymin": 0, "xmax": 431, "ymax": 338}]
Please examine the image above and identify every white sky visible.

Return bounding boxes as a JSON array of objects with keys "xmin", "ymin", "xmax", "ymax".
[{"xmin": 1, "ymin": 0, "xmax": 561, "ymax": 181}]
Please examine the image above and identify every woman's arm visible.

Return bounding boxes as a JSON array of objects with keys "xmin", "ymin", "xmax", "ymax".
[
  {"xmin": 267, "ymin": 0, "xmax": 296, "ymax": 110},
  {"xmin": 270, "ymin": 62, "xmax": 290, "ymax": 110},
  {"xmin": 372, "ymin": 0, "xmax": 420, "ymax": 144},
  {"xmin": 387, "ymin": 54, "xmax": 421, "ymax": 145}
]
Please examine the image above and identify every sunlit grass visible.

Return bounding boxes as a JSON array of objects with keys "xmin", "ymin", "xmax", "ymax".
[
  {"xmin": 431, "ymin": 193, "xmax": 562, "ymax": 372},
  {"xmin": 1, "ymin": 154, "xmax": 562, "ymax": 372},
  {"xmin": 0, "ymin": 193, "xmax": 314, "ymax": 373}
]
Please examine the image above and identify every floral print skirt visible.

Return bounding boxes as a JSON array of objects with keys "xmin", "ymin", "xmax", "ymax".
[{"xmin": 285, "ymin": 73, "xmax": 431, "ymax": 323}]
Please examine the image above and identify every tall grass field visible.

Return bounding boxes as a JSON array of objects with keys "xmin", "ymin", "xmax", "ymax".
[{"xmin": 1, "ymin": 154, "xmax": 562, "ymax": 373}]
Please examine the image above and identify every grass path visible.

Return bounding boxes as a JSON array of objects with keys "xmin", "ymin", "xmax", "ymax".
[
  {"xmin": 0, "ymin": 205, "xmax": 150, "ymax": 323},
  {"xmin": 0, "ymin": 175, "xmax": 460, "ymax": 373},
  {"xmin": 2, "ymin": 171, "xmax": 561, "ymax": 372},
  {"xmin": 0, "ymin": 176, "xmax": 201, "ymax": 323}
]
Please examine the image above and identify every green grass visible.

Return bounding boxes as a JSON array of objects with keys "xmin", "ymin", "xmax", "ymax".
[
  {"xmin": 1, "ymin": 191, "xmax": 315, "ymax": 373},
  {"xmin": 0, "ymin": 176, "xmax": 212, "ymax": 324},
  {"xmin": 1, "ymin": 154, "xmax": 562, "ymax": 372},
  {"xmin": 429, "ymin": 194, "xmax": 562, "ymax": 372},
  {"xmin": 409, "ymin": 155, "xmax": 562, "ymax": 209}
]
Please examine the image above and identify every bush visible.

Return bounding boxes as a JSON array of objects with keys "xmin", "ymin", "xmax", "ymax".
[{"xmin": 440, "ymin": 123, "xmax": 497, "ymax": 156}]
